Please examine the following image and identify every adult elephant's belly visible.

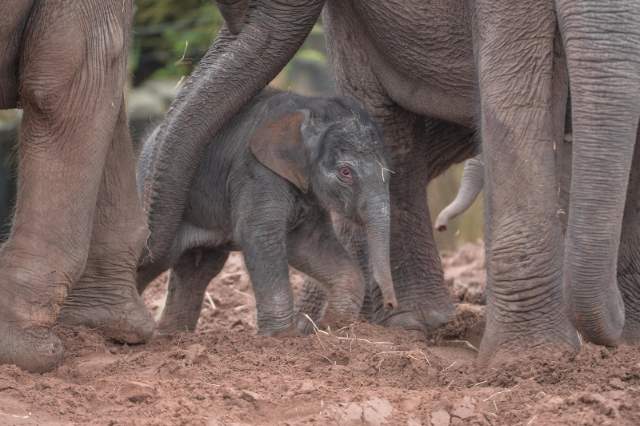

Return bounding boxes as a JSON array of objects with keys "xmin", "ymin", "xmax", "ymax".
[{"xmin": 354, "ymin": 0, "xmax": 476, "ymax": 126}]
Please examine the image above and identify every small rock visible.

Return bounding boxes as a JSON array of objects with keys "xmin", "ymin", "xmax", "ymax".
[
  {"xmin": 579, "ymin": 393, "xmax": 606, "ymax": 405},
  {"xmin": 451, "ymin": 396, "xmax": 475, "ymax": 420},
  {"xmin": 75, "ymin": 353, "xmax": 117, "ymax": 375},
  {"xmin": 362, "ymin": 398, "xmax": 393, "ymax": 426},
  {"xmin": 431, "ymin": 409, "xmax": 450, "ymax": 426},
  {"xmin": 407, "ymin": 417, "xmax": 422, "ymax": 426},
  {"xmin": 400, "ymin": 395, "xmax": 422, "ymax": 412},
  {"xmin": 535, "ymin": 391, "xmax": 547, "ymax": 401},
  {"xmin": 297, "ymin": 380, "xmax": 315, "ymax": 395},
  {"xmin": 609, "ymin": 378, "xmax": 625, "ymax": 390},
  {"xmin": 121, "ymin": 381, "xmax": 155, "ymax": 404},
  {"xmin": 185, "ymin": 343, "xmax": 207, "ymax": 364},
  {"xmin": 240, "ymin": 390, "xmax": 262, "ymax": 403},
  {"xmin": 547, "ymin": 396, "xmax": 565, "ymax": 407}
]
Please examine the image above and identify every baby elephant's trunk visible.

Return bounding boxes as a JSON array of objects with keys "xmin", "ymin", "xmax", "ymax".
[{"xmin": 364, "ymin": 193, "xmax": 397, "ymax": 310}]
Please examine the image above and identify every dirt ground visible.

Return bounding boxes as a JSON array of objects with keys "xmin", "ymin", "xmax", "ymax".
[{"xmin": 1, "ymin": 242, "xmax": 639, "ymax": 425}]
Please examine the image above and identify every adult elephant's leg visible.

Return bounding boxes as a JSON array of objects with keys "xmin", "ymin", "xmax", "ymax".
[
  {"xmin": 324, "ymin": 9, "xmax": 454, "ymax": 332},
  {"xmin": 618, "ymin": 127, "xmax": 640, "ymax": 343},
  {"xmin": 59, "ymin": 104, "xmax": 155, "ymax": 344},
  {"xmin": 475, "ymin": 0, "xmax": 578, "ymax": 362},
  {"xmin": 556, "ymin": 0, "xmax": 640, "ymax": 346},
  {"xmin": 380, "ymin": 115, "xmax": 474, "ymax": 331},
  {"xmin": 0, "ymin": 1, "xmax": 131, "ymax": 372}
]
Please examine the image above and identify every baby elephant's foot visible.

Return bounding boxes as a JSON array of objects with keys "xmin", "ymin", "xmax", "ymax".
[
  {"xmin": 318, "ymin": 304, "xmax": 361, "ymax": 331},
  {"xmin": 379, "ymin": 302, "xmax": 455, "ymax": 333},
  {"xmin": 293, "ymin": 310, "xmax": 324, "ymax": 335},
  {"xmin": 155, "ymin": 307, "xmax": 202, "ymax": 337},
  {"xmin": 59, "ymin": 276, "xmax": 155, "ymax": 344}
]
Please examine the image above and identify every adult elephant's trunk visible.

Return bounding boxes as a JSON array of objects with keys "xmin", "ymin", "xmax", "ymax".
[
  {"xmin": 555, "ymin": 0, "xmax": 640, "ymax": 345},
  {"xmin": 364, "ymin": 193, "xmax": 397, "ymax": 311},
  {"xmin": 435, "ymin": 155, "xmax": 484, "ymax": 232},
  {"xmin": 142, "ymin": 1, "xmax": 325, "ymax": 264}
]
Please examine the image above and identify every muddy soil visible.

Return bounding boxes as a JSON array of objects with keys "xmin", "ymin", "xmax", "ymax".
[{"xmin": 1, "ymin": 244, "xmax": 639, "ymax": 425}]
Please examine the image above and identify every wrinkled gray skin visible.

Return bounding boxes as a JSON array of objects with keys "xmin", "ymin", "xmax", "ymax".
[
  {"xmin": 143, "ymin": 0, "xmax": 640, "ymax": 360},
  {"xmin": 439, "ymin": 118, "xmax": 640, "ymax": 347},
  {"xmin": 476, "ymin": 0, "xmax": 640, "ymax": 355},
  {"xmin": 137, "ymin": 90, "xmax": 396, "ymax": 335},
  {"xmin": 0, "ymin": 1, "xmax": 157, "ymax": 373},
  {"xmin": 141, "ymin": 0, "xmax": 476, "ymax": 342}
]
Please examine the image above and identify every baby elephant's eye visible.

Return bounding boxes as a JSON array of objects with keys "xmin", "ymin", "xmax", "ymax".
[{"xmin": 337, "ymin": 165, "xmax": 353, "ymax": 183}]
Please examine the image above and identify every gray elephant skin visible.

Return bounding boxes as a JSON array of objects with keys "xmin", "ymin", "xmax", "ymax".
[
  {"xmin": 0, "ymin": 1, "xmax": 160, "ymax": 373},
  {"xmin": 137, "ymin": 89, "xmax": 397, "ymax": 336},
  {"xmin": 141, "ymin": 0, "xmax": 640, "ymax": 362}
]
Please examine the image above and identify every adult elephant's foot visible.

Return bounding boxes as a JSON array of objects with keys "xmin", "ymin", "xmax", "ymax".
[
  {"xmin": 362, "ymin": 274, "xmax": 455, "ymax": 333},
  {"xmin": 622, "ymin": 321, "xmax": 640, "ymax": 344},
  {"xmin": 0, "ymin": 263, "xmax": 69, "ymax": 373},
  {"xmin": 477, "ymin": 321, "xmax": 580, "ymax": 365},
  {"xmin": 618, "ymin": 272, "xmax": 640, "ymax": 344},
  {"xmin": 377, "ymin": 301, "xmax": 455, "ymax": 333},
  {"xmin": 0, "ymin": 323, "xmax": 63, "ymax": 373},
  {"xmin": 258, "ymin": 321, "xmax": 301, "ymax": 337},
  {"xmin": 59, "ymin": 273, "xmax": 155, "ymax": 344}
]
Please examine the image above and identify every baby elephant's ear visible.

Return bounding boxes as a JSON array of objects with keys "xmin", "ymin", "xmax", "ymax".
[{"xmin": 249, "ymin": 110, "xmax": 311, "ymax": 193}]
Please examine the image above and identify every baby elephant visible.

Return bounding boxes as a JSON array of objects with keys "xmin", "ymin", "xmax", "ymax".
[{"xmin": 137, "ymin": 89, "xmax": 397, "ymax": 336}]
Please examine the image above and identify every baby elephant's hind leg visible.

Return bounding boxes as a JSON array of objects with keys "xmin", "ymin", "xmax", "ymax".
[
  {"xmin": 294, "ymin": 277, "xmax": 328, "ymax": 334},
  {"xmin": 288, "ymin": 215, "xmax": 365, "ymax": 331},
  {"xmin": 157, "ymin": 249, "xmax": 229, "ymax": 336}
]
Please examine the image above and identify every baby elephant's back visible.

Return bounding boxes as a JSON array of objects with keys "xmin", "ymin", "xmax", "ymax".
[{"xmin": 181, "ymin": 90, "xmax": 293, "ymax": 231}]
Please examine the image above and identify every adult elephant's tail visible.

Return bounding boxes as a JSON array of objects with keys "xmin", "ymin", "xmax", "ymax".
[{"xmin": 435, "ymin": 155, "xmax": 484, "ymax": 232}]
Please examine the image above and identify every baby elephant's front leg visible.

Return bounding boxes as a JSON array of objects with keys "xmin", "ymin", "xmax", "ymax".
[
  {"xmin": 239, "ymin": 222, "xmax": 297, "ymax": 336},
  {"xmin": 288, "ymin": 215, "xmax": 365, "ymax": 331}
]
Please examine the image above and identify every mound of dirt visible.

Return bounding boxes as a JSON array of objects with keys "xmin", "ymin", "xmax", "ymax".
[{"xmin": 1, "ymin": 243, "xmax": 639, "ymax": 425}]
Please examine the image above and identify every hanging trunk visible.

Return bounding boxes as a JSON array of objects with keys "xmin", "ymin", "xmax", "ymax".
[
  {"xmin": 142, "ymin": 1, "xmax": 325, "ymax": 264},
  {"xmin": 555, "ymin": 0, "xmax": 640, "ymax": 345},
  {"xmin": 364, "ymin": 193, "xmax": 397, "ymax": 310}
]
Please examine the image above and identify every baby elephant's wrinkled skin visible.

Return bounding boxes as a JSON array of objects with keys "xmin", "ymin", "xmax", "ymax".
[{"xmin": 137, "ymin": 90, "xmax": 397, "ymax": 336}]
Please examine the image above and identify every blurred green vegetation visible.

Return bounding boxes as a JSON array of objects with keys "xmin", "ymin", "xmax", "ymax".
[
  {"xmin": 130, "ymin": 2, "xmax": 483, "ymax": 249},
  {"xmin": 131, "ymin": 1, "xmax": 328, "ymax": 89},
  {"xmin": 131, "ymin": 0, "xmax": 224, "ymax": 84}
]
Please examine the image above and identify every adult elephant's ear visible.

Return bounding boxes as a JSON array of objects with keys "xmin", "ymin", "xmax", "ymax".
[{"xmin": 249, "ymin": 110, "xmax": 311, "ymax": 193}]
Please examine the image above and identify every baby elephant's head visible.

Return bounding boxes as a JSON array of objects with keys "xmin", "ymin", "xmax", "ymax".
[{"xmin": 250, "ymin": 95, "xmax": 396, "ymax": 310}]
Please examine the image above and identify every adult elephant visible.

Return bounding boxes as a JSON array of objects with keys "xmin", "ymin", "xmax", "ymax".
[
  {"xmin": 475, "ymin": 0, "xmax": 640, "ymax": 353},
  {"xmin": 143, "ymin": 0, "xmax": 640, "ymax": 360},
  {"xmin": 0, "ymin": 1, "xmax": 159, "ymax": 373},
  {"xmin": 325, "ymin": 0, "xmax": 640, "ymax": 358}
]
